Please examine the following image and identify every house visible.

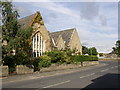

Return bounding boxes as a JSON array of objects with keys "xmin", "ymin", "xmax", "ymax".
[{"xmin": 4, "ymin": 11, "xmax": 82, "ymax": 57}]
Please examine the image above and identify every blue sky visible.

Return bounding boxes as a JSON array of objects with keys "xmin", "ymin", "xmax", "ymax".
[{"xmin": 13, "ymin": 1, "xmax": 118, "ymax": 53}]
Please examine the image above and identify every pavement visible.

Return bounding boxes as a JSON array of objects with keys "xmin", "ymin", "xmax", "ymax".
[{"xmin": 2, "ymin": 60, "xmax": 120, "ymax": 89}]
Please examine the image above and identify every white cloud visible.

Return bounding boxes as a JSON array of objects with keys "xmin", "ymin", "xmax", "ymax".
[
  {"xmin": 13, "ymin": 4, "xmax": 32, "ymax": 18},
  {"xmin": 30, "ymin": 2, "xmax": 80, "ymax": 20},
  {"xmin": 77, "ymin": 27, "xmax": 117, "ymax": 53}
]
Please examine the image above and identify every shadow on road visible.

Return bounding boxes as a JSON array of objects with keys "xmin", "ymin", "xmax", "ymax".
[{"xmin": 82, "ymin": 73, "xmax": 120, "ymax": 89}]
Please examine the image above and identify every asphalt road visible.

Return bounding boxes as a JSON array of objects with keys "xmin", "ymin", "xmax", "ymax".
[{"xmin": 2, "ymin": 60, "xmax": 120, "ymax": 89}]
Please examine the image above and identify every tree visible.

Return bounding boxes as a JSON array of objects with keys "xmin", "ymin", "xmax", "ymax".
[
  {"xmin": 115, "ymin": 40, "xmax": 120, "ymax": 57},
  {"xmin": 82, "ymin": 46, "xmax": 89, "ymax": 55},
  {"xmin": 112, "ymin": 47, "xmax": 117, "ymax": 54},
  {"xmin": 1, "ymin": 1, "xmax": 33, "ymax": 69},
  {"xmin": 1, "ymin": 1, "xmax": 19, "ymax": 41},
  {"xmin": 1, "ymin": 1, "xmax": 19, "ymax": 58},
  {"xmin": 99, "ymin": 53, "xmax": 103, "ymax": 57},
  {"xmin": 88, "ymin": 47, "xmax": 98, "ymax": 56}
]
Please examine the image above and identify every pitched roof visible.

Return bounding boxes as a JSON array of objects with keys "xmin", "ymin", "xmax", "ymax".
[
  {"xmin": 50, "ymin": 28, "xmax": 75, "ymax": 46},
  {"xmin": 18, "ymin": 13, "xmax": 36, "ymax": 28}
]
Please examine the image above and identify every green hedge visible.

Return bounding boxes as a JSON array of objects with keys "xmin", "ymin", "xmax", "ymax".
[
  {"xmin": 71, "ymin": 55, "xmax": 98, "ymax": 63},
  {"xmin": 32, "ymin": 55, "xmax": 51, "ymax": 71},
  {"xmin": 44, "ymin": 50, "xmax": 65, "ymax": 63}
]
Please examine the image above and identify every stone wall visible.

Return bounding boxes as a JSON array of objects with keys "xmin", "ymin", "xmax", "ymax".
[
  {"xmin": 16, "ymin": 65, "xmax": 34, "ymax": 75},
  {"xmin": 0, "ymin": 66, "xmax": 8, "ymax": 77},
  {"xmin": 40, "ymin": 61, "xmax": 99, "ymax": 72},
  {"xmin": 82, "ymin": 61, "xmax": 99, "ymax": 66}
]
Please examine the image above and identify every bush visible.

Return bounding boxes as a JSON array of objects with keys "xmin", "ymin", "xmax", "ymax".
[
  {"xmin": 32, "ymin": 55, "xmax": 51, "ymax": 71},
  {"xmin": 45, "ymin": 50, "xmax": 65, "ymax": 63},
  {"xmin": 3, "ymin": 55, "xmax": 16, "ymax": 73},
  {"xmin": 71, "ymin": 55, "xmax": 98, "ymax": 63}
]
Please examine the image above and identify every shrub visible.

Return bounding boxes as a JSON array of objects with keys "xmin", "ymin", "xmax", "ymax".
[
  {"xmin": 32, "ymin": 55, "xmax": 51, "ymax": 71},
  {"xmin": 45, "ymin": 50, "xmax": 65, "ymax": 63},
  {"xmin": 71, "ymin": 55, "xmax": 98, "ymax": 63},
  {"xmin": 3, "ymin": 55, "xmax": 16, "ymax": 73},
  {"xmin": 38, "ymin": 55, "xmax": 51, "ymax": 68}
]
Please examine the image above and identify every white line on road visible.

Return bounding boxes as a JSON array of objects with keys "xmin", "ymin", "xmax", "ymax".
[
  {"xmin": 80, "ymin": 73, "xmax": 95, "ymax": 79},
  {"xmin": 114, "ymin": 66, "xmax": 118, "ymax": 68},
  {"xmin": 100, "ymin": 69, "xmax": 109, "ymax": 72},
  {"xmin": 43, "ymin": 80, "xmax": 71, "ymax": 88},
  {"xmin": 111, "ymin": 67, "xmax": 114, "ymax": 69}
]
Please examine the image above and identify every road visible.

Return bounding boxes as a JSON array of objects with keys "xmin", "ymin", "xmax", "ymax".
[{"xmin": 2, "ymin": 61, "xmax": 120, "ymax": 89}]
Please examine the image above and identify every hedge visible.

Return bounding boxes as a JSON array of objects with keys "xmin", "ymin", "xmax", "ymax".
[
  {"xmin": 71, "ymin": 55, "xmax": 98, "ymax": 63},
  {"xmin": 32, "ymin": 55, "xmax": 51, "ymax": 71}
]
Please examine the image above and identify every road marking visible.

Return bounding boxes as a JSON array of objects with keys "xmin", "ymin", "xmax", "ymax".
[
  {"xmin": 43, "ymin": 80, "xmax": 71, "ymax": 88},
  {"xmin": 100, "ymin": 69, "xmax": 109, "ymax": 72},
  {"xmin": 114, "ymin": 66, "xmax": 118, "ymax": 68},
  {"xmin": 80, "ymin": 73, "xmax": 95, "ymax": 79},
  {"xmin": 111, "ymin": 67, "xmax": 114, "ymax": 69}
]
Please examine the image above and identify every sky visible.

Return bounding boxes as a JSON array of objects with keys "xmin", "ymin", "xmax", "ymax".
[{"xmin": 13, "ymin": 1, "xmax": 118, "ymax": 53}]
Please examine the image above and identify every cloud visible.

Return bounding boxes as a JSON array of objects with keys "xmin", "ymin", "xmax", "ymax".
[
  {"xmin": 80, "ymin": 2, "xmax": 99, "ymax": 20},
  {"xmin": 99, "ymin": 15, "xmax": 107, "ymax": 26},
  {"xmin": 43, "ymin": 12, "xmax": 58, "ymax": 23},
  {"xmin": 77, "ymin": 27, "xmax": 117, "ymax": 53},
  {"xmin": 30, "ymin": 2, "xmax": 80, "ymax": 19},
  {"xmin": 13, "ymin": 2, "xmax": 32, "ymax": 18}
]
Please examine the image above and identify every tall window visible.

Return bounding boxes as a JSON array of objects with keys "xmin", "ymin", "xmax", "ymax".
[{"xmin": 32, "ymin": 32, "xmax": 44, "ymax": 57}]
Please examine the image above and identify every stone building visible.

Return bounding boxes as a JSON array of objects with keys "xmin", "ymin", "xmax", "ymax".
[
  {"xmin": 50, "ymin": 28, "xmax": 82, "ymax": 54},
  {"xmin": 18, "ymin": 11, "xmax": 82, "ymax": 57}
]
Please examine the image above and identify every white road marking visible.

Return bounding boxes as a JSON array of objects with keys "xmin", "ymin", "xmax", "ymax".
[
  {"xmin": 100, "ymin": 69, "xmax": 109, "ymax": 72},
  {"xmin": 111, "ymin": 67, "xmax": 114, "ymax": 69},
  {"xmin": 114, "ymin": 66, "xmax": 118, "ymax": 68},
  {"xmin": 80, "ymin": 73, "xmax": 95, "ymax": 79},
  {"xmin": 43, "ymin": 80, "xmax": 71, "ymax": 88}
]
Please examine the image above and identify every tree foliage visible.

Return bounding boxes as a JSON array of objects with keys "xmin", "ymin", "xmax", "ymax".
[
  {"xmin": 112, "ymin": 40, "xmax": 120, "ymax": 57},
  {"xmin": 1, "ymin": 1, "xmax": 33, "ymax": 67},
  {"xmin": 99, "ymin": 53, "xmax": 103, "ymax": 57},
  {"xmin": 1, "ymin": 1, "xmax": 19, "ymax": 41},
  {"xmin": 116, "ymin": 40, "xmax": 120, "ymax": 56},
  {"xmin": 88, "ymin": 47, "xmax": 98, "ymax": 56},
  {"xmin": 3, "ymin": 27, "xmax": 33, "ymax": 65},
  {"xmin": 82, "ymin": 46, "xmax": 89, "ymax": 55}
]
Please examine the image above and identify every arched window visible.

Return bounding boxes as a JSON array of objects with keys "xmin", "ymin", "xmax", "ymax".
[{"xmin": 32, "ymin": 32, "xmax": 44, "ymax": 57}]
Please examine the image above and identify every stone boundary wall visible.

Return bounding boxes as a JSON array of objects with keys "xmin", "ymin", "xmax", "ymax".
[
  {"xmin": 16, "ymin": 65, "xmax": 34, "ymax": 75},
  {"xmin": 0, "ymin": 66, "xmax": 8, "ymax": 77},
  {"xmin": 82, "ymin": 61, "xmax": 99, "ymax": 66},
  {"xmin": 40, "ymin": 61, "xmax": 99, "ymax": 72}
]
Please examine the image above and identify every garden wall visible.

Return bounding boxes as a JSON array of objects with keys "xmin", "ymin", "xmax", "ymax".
[
  {"xmin": 40, "ymin": 61, "xmax": 99, "ymax": 72},
  {"xmin": 0, "ymin": 66, "xmax": 8, "ymax": 77},
  {"xmin": 16, "ymin": 65, "xmax": 34, "ymax": 74}
]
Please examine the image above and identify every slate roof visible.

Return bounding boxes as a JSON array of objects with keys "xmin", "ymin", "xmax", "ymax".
[
  {"xmin": 18, "ymin": 13, "xmax": 36, "ymax": 28},
  {"xmin": 50, "ymin": 28, "xmax": 75, "ymax": 46}
]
